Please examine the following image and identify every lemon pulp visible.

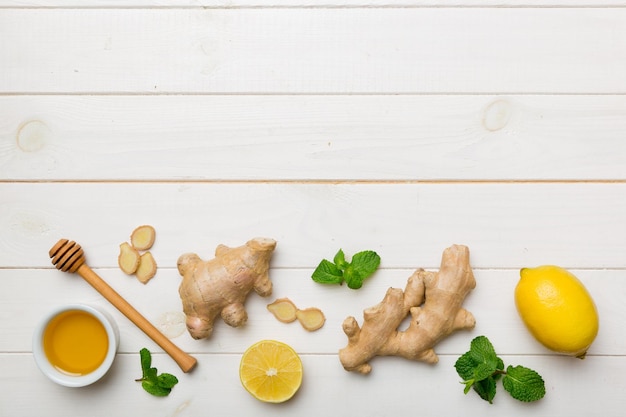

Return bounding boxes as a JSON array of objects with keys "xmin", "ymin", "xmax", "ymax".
[
  {"xmin": 515, "ymin": 265, "xmax": 599, "ymax": 358},
  {"xmin": 239, "ymin": 340, "xmax": 303, "ymax": 403}
]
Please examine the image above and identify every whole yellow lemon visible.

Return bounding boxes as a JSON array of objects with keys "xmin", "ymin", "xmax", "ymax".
[{"xmin": 515, "ymin": 265, "xmax": 599, "ymax": 358}]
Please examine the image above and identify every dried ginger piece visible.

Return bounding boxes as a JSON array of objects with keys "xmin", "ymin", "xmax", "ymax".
[
  {"xmin": 130, "ymin": 225, "xmax": 156, "ymax": 251},
  {"xmin": 296, "ymin": 308, "xmax": 325, "ymax": 332},
  {"xmin": 267, "ymin": 297, "xmax": 326, "ymax": 331},
  {"xmin": 118, "ymin": 224, "xmax": 158, "ymax": 283},
  {"xmin": 118, "ymin": 242, "xmax": 140, "ymax": 274},
  {"xmin": 136, "ymin": 251, "xmax": 157, "ymax": 284},
  {"xmin": 267, "ymin": 298, "xmax": 298, "ymax": 323}
]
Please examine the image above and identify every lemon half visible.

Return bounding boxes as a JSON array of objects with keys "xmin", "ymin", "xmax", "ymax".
[
  {"xmin": 239, "ymin": 340, "xmax": 303, "ymax": 403},
  {"xmin": 515, "ymin": 265, "xmax": 599, "ymax": 358}
]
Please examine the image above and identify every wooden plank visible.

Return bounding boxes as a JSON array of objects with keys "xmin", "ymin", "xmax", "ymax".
[
  {"xmin": 2, "ymin": 8, "xmax": 626, "ymax": 93},
  {"xmin": 3, "ymin": 1, "xmax": 626, "ymax": 7},
  {"xmin": 1, "ymin": 182, "xmax": 625, "ymax": 269},
  {"xmin": 2, "ymin": 353, "xmax": 624, "ymax": 416},
  {"xmin": 1, "ymin": 268, "xmax": 620, "ymax": 355},
  {"xmin": 3, "ymin": 95, "xmax": 626, "ymax": 181}
]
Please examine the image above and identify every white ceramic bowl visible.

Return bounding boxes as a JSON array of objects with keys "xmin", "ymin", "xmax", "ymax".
[{"xmin": 33, "ymin": 304, "xmax": 120, "ymax": 387}]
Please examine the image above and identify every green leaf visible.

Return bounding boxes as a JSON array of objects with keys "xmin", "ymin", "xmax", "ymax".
[
  {"xmin": 350, "ymin": 251, "xmax": 381, "ymax": 279},
  {"xmin": 463, "ymin": 379, "xmax": 475, "ymax": 394},
  {"xmin": 311, "ymin": 259, "xmax": 343, "ymax": 284},
  {"xmin": 312, "ymin": 249, "xmax": 380, "ymax": 289},
  {"xmin": 137, "ymin": 348, "xmax": 179, "ymax": 397},
  {"xmin": 140, "ymin": 348, "xmax": 151, "ymax": 377},
  {"xmin": 343, "ymin": 264, "xmax": 364, "ymax": 289},
  {"xmin": 493, "ymin": 357, "xmax": 505, "ymax": 381},
  {"xmin": 456, "ymin": 337, "xmax": 546, "ymax": 404},
  {"xmin": 157, "ymin": 373, "xmax": 179, "ymax": 389},
  {"xmin": 502, "ymin": 365, "xmax": 546, "ymax": 402},
  {"xmin": 144, "ymin": 367, "xmax": 158, "ymax": 383},
  {"xmin": 473, "ymin": 362, "xmax": 497, "ymax": 383},
  {"xmin": 473, "ymin": 376, "xmax": 497, "ymax": 404},
  {"xmin": 457, "ymin": 336, "xmax": 499, "ymax": 382},
  {"xmin": 467, "ymin": 336, "xmax": 499, "ymax": 376},
  {"xmin": 142, "ymin": 380, "xmax": 172, "ymax": 397},
  {"xmin": 468, "ymin": 336, "xmax": 498, "ymax": 367},
  {"xmin": 454, "ymin": 352, "xmax": 477, "ymax": 381},
  {"xmin": 333, "ymin": 249, "xmax": 348, "ymax": 270}
]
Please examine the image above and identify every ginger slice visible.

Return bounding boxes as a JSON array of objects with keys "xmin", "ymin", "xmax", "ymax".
[
  {"xmin": 296, "ymin": 307, "xmax": 326, "ymax": 332},
  {"xmin": 136, "ymin": 251, "xmax": 157, "ymax": 284},
  {"xmin": 118, "ymin": 242, "xmax": 140, "ymax": 275},
  {"xmin": 267, "ymin": 298, "xmax": 298, "ymax": 323},
  {"xmin": 130, "ymin": 225, "xmax": 156, "ymax": 251}
]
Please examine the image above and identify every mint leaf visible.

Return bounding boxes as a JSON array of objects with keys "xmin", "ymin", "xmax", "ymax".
[
  {"xmin": 463, "ymin": 379, "xmax": 475, "ymax": 394},
  {"xmin": 142, "ymin": 380, "xmax": 172, "ymax": 397},
  {"xmin": 468, "ymin": 336, "xmax": 498, "ymax": 372},
  {"xmin": 311, "ymin": 259, "xmax": 343, "ymax": 284},
  {"xmin": 502, "ymin": 365, "xmax": 546, "ymax": 402},
  {"xmin": 312, "ymin": 249, "xmax": 380, "ymax": 289},
  {"xmin": 137, "ymin": 348, "xmax": 179, "ymax": 397},
  {"xmin": 473, "ymin": 362, "xmax": 497, "ymax": 382},
  {"xmin": 455, "ymin": 336, "xmax": 498, "ymax": 383},
  {"xmin": 493, "ymin": 357, "xmax": 505, "ymax": 381},
  {"xmin": 455, "ymin": 336, "xmax": 545, "ymax": 404},
  {"xmin": 333, "ymin": 249, "xmax": 348, "ymax": 269},
  {"xmin": 144, "ymin": 367, "xmax": 158, "ymax": 382},
  {"xmin": 454, "ymin": 351, "xmax": 476, "ymax": 381},
  {"xmin": 343, "ymin": 264, "xmax": 364, "ymax": 289},
  {"xmin": 473, "ymin": 376, "xmax": 497, "ymax": 404},
  {"xmin": 350, "ymin": 251, "xmax": 381, "ymax": 279},
  {"xmin": 157, "ymin": 373, "xmax": 179, "ymax": 389},
  {"xmin": 140, "ymin": 347, "xmax": 151, "ymax": 378}
]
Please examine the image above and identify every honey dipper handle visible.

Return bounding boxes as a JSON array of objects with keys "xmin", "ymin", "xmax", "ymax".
[{"xmin": 76, "ymin": 263, "xmax": 197, "ymax": 373}]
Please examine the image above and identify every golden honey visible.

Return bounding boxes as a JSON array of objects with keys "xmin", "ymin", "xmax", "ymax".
[{"xmin": 43, "ymin": 309, "xmax": 109, "ymax": 376}]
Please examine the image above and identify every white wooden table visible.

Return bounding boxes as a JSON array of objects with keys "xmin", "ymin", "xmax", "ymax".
[{"xmin": 2, "ymin": 1, "xmax": 626, "ymax": 416}]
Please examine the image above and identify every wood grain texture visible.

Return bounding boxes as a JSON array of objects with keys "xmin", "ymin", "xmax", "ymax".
[
  {"xmin": 2, "ymin": 8, "xmax": 626, "ymax": 93},
  {"xmin": 2, "ymin": 0, "xmax": 626, "ymax": 7},
  {"xmin": 3, "ymin": 95, "xmax": 626, "ymax": 181},
  {"xmin": 2, "ymin": 182, "xmax": 625, "ymax": 269},
  {"xmin": 1, "ymin": 2, "xmax": 624, "ymax": 416},
  {"xmin": 2, "ymin": 353, "xmax": 624, "ymax": 417},
  {"xmin": 0, "ymin": 268, "xmax": 620, "ymax": 355}
]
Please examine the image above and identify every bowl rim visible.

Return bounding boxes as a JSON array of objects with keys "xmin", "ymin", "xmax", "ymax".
[{"xmin": 32, "ymin": 303, "xmax": 120, "ymax": 387}]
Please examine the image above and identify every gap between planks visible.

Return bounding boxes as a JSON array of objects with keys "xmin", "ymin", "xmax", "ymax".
[
  {"xmin": 2, "ymin": 179, "xmax": 626, "ymax": 184},
  {"xmin": 2, "ymin": 5, "xmax": 626, "ymax": 10}
]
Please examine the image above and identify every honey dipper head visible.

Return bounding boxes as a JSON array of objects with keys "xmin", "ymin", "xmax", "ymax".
[{"xmin": 49, "ymin": 239, "xmax": 86, "ymax": 273}]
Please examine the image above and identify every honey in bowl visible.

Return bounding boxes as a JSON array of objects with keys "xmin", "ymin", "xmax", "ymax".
[{"xmin": 43, "ymin": 309, "xmax": 109, "ymax": 376}]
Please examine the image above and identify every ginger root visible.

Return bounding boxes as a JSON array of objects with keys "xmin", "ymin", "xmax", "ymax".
[
  {"xmin": 339, "ymin": 244, "xmax": 476, "ymax": 374},
  {"xmin": 177, "ymin": 237, "xmax": 277, "ymax": 339}
]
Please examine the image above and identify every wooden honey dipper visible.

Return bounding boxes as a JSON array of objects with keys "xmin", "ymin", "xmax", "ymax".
[{"xmin": 49, "ymin": 239, "xmax": 197, "ymax": 373}]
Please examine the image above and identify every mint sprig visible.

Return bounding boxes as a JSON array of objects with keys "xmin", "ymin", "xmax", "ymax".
[
  {"xmin": 311, "ymin": 249, "xmax": 380, "ymax": 289},
  {"xmin": 455, "ymin": 336, "xmax": 545, "ymax": 403},
  {"xmin": 136, "ymin": 348, "xmax": 179, "ymax": 397}
]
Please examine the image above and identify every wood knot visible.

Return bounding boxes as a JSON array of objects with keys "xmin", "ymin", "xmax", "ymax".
[
  {"xmin": 49, "ymin": 239, "xmax": 85, "ymax": 273},
  {"xmin": 16, "ymin": 120, "xmax": 50, "ymax": 152},
  {"xmin": 482, "ymin": 99, "xmax": 512, "ymax": 132}
]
